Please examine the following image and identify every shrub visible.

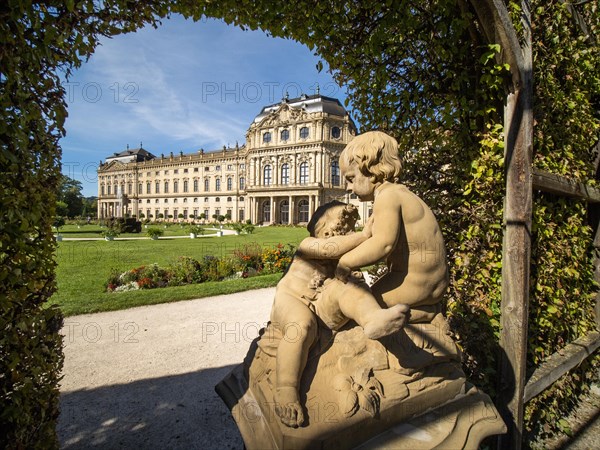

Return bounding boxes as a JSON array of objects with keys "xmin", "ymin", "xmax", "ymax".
[
  {"xmin": 188, "ymin": 225, "xmax": 204, "ymax": 235},
  {"xmin": 146, "ymin": 227, "xmax": 164, "ymax": 239},
  {"xmin": 231, "ymin": 222, "xmax": 244, "ymax": 234},
  {"xmin": 167, "ymin": 257, "xmax": 203, "ymax": 285},
  {"xmin": 100, "ymin": 227, "xmax": 120, "ymax": 239},
  {"xmin": 52, "ymin": 217, "xmax": 65, "ymax": 233}
]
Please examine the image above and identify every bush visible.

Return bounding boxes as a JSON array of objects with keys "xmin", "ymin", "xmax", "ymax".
[
  {"xmin": 146, "ymin": 227, "xmax": 164, "ymax": 239},
  {"xmin": 167, "ymin": 257, "xmax": 204, "ymax": 285},
  {"xmin": 188, "ymin": 225, "xmax": 204, "ymax": 235}
]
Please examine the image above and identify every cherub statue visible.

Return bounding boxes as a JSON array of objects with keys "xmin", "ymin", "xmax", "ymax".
[{"xmin": 270, "ymin": 201, "xmax": 409, "ymax": 428}]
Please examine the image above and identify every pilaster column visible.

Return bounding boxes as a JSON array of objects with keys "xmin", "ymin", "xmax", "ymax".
[
  {"xmin": 316, "ymin": 150, "xmax": 322, "ymax": 184},
  {"xmin": 289, "ymin": 195, "xmax": 294, "ymax": 225},
  {"xmin": 292, "ymin": 154, "xmax": 297, "ymax": 184},
  {"xmin": 271, "ymin": 196, "xmax": 275, "ymax": 224}
]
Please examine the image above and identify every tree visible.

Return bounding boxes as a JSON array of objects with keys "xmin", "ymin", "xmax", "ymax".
[{"xmin": 58, "ymin": 175, "xmax": 84, "ymax": 217}]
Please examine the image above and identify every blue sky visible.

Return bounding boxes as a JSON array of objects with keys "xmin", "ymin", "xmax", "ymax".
[{"xmin": 60, "ymin": 15, "xmax": 349, "ymax": 197}]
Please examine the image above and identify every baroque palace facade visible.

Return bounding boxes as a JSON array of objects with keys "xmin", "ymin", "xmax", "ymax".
[{"xmin": 97, "ymin": 94, "xmax": 367, "ymax": 225}]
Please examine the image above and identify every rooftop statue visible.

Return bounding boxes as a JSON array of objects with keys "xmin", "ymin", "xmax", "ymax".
[{"xmin": 217, "ymin": 131, "xmax": 505, "ymax": 449}]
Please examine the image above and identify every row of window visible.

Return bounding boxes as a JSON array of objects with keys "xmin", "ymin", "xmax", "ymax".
[
  {"xmin": 100, "ymin": 164, "xmax": 246, "ymax": 181},
  {"xmin": 101, "ymin": 177, "xmax": 246, "ymax": 196},
  {"xmin": 261, "ymin": 161, "xmax": 340, "ymax": 186},
  {"xmin": 139, "ymin": 196, "xmax": 242, "ymax": 204},
  {"xmin": 262, "ymin": 126, "xmax": 341, "ymax": 144}
]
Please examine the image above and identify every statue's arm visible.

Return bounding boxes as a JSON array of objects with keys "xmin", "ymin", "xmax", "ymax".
[
  {"xmin": 338, "ymin": 190, "xmax": 403, "ymax": 270},
  {"xmin": 297, "ymin": 232, "xmax": 369, "ymax": 260}
]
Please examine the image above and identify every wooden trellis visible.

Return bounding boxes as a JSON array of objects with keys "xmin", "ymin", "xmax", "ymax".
[{"xmin": 470, "ymin": 1, "xmax": 600, "ymax": 448}]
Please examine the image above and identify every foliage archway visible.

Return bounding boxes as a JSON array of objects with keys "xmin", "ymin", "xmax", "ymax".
[{"xmin": 1, "ymin": 1, "xmax": 597, "ymax": 446}]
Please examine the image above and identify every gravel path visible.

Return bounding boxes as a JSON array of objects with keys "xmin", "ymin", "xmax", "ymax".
[{"xmin": 58, "ymin": 287, "xmax": 275, "ymax": 449}]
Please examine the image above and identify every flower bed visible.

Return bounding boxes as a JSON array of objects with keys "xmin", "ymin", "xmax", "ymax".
[{"xmin": 106, "ymin": 243, "xmax": 294, "ymax": 292}]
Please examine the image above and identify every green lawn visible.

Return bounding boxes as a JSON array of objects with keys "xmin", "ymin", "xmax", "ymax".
[
  {"xmin": 50, "ymin": 226, "xmax": 307, "ymax": 316},
  {"xmin": 57, "ymin": 223, "xmax": 219, "ymax": 238}
]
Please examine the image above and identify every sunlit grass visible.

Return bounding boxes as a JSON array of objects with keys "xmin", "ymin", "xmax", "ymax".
[{"xmin": 50, "ymin": 226, "xmax": 307, "ymax": 316}]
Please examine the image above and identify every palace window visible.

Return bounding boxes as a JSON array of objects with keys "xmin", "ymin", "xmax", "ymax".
[
  {"xmin": 215, "ymin": 178, "xmax": 221, "ymax": 191},
  {"xmin": 155, "ymin": 181, "xmax": 160, "ymax": 194},
  {"xmin": 280, "ymin": 200, "xmax": 289, "ymax": 224},
  {"xmin": 299, "ymin": 127, "xmax": 309, "ymax": 139},
  {"xmin": 227, "ymin": 197, "xmax": 232, "ymax": 202},
  {"xmin": 227, "ymin": 164, "xmax": 233, "ymax": 170},
  {"xmin": 298, "ymin": 199, "xmax": 309, "ymax": 223},
  {"xmin": 164, "ymin": 181, "xmax": 169, "ymax": 193},
  {"xmin": 107, "ymin": 185, "xmax": 111, "ymax": 195},
  {"xmin": 204, "ymin": 178, "xmax": 209, "ymax": 191},
  {"xmin": 215, "ymin": 197, "xmax": 220, "ymax": 202},
  {"xmin": 263, "ymin": 132, "xmax": 272, "ymax": 143},
  {"xmin": 264, "ymin": 165, "xmax": 272, "ymax": 186},
  {"xmin": 173, "ymin": 181, "xmax": 179, "ymax": 193},
  {"xmin": 183, "ymin": 180, "xmax": 189, "ymax": 193},
  {"xmin": 280, "ymin": 129, "xmax": 290, "ymax": 142},
  {"xmin": 146, "ymin": 182, "xmax": 151, "ymax": 194},
  {"xmin": 262, "ymin": 201, "xmax": 271, "ymax": 223},
  {"xmin": 239, "ymin": 177, "xmax": 245, "ymax": 190},
  {"xmin": 204, "ymin": 198, "xmax": 209, "ymax": 202},
  {"xmin": 281, "ymin": 163, "xmax": 290, "ymax": 185},
  {"xmin": 101, "ymin": 185, "xmax": 105, "ymax": 196},
  {"xmin": 331, "ymin": 160, "xmax": 340, "ymax": 186},
  {"xmin": 204, "ymin": 209, "xmax": 209, "ymax": 219},
  {"xmin": 331, "ymin": 126, "xmax": 341, "ymax": 139},
  {"xmin": 299, "ymin": 161, "xmax": 309, "ymax": 184},
  {"xmin": 227, "ymin": 177, "xmax": 233, "ymax": 191},
  {"xmin": 216, "ymin": 165, "xmax": 221, "ymax": 171},
  {"xmin": 239, "ymin": 209, "xmax": 245, "ymax": 222},
  {"xmin": 137, "ymin": 183, "xmax": 142, "ymax": 194},
  {"xmin": 193, "ymin": 179, "xmax": 199, "ymax": 192},
  {"xmin": 174, "ymin": 169, "xmax": 178, "ymax": 174}
]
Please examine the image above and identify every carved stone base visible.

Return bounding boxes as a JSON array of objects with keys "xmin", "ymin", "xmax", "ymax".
[{"xmin": 216, "ymin": 322, "xmax": 506, "ymax": 449}]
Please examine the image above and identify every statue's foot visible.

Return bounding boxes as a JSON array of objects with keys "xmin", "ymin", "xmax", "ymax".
[
  {"xmin": 363, "ymin": 304, "xmax": 410, "ymax": 340},
  {"xmin": 274, "ymin": 386, "xmax": 305, "ymax": 428}
]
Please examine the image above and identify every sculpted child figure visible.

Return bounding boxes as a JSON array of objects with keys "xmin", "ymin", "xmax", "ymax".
[
  {"xmin": 336, "ymin": 131, "xmax": 449, "ymax": 324},
  {"xmin": 271, "ymin": 201, "xmax": 410, "ymax": 428}
]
